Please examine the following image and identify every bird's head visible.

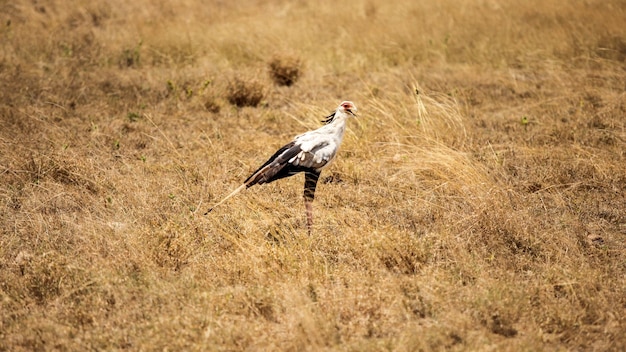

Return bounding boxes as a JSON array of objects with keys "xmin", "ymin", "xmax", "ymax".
[
  {"xmin": 322, "ymin": 101, "xmax": 356, "ymax": 124},
  {"xmin": 322, "ymin": 101, "xmax": 358, "ymax": 124},
  {"xmin": 339, "ymin": 101, "xmax": 357, "ymax": 117}
]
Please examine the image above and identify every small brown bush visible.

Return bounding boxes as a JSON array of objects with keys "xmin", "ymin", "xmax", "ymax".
[
  {"xmin": 226, "ymin": 76, "xmax": 265, "ymax": 107},
  {"xmin": 204, "ymin": 97, "xmax": 221, "ymax": 113},
  {"xmin": 268, "ymin": 55, "xmax": 302, "ymax": 86}
]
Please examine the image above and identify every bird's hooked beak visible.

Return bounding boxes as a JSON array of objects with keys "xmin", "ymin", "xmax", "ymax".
[{"xmin": 339, "ymin": 101, "xmax": 358, "ymax": 118}]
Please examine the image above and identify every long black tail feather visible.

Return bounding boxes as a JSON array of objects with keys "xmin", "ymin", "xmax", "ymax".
[
  {"xmin": 206, "ymin": 142, "xmax": 319, "ymax": 215},
  {"xmin": 244, "ymin": 141, "xmax": 303, "ymax": 187}
]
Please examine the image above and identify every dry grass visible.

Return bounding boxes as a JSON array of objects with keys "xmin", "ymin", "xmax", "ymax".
[{"xmin": 1, "ymin": 0, "xmax": 625, "ymax": 350}]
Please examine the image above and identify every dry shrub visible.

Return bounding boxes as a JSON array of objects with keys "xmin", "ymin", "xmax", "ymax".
[
  {"xmin": 204, "ymin": 97, "xmax": 221, "ymax": 113},
  {"xmin": 268, "ymin": 54, "xmax": 302, "ymax": 86},
  {"xmin": 118, "ymin": 42, "xmax": 142, "ymax": 68},
  {"xmin": 226, "ymin": 76, "xmax": 265, "ymax": 107}
]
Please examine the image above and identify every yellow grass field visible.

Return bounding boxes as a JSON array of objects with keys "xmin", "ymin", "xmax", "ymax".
[{"xmin": 1, "ymin": 0, "xmax": 625, "ymax": 350}]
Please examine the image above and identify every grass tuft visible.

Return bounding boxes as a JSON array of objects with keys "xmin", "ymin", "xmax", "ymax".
[
  {"xmin": 268, "ymin": 54, "xmax": 303, "ymax": 86},
  {"xmin": 226, "ymin": 76, "xmax": 265, "ymax": 107}
]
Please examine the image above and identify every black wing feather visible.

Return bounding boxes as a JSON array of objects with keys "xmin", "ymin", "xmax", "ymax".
[{"xmin": 244, "ymin": 141, "xmax": 308, "ymax": 187}]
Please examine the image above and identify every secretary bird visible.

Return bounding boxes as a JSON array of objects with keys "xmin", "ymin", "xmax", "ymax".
[{"xmin": 205, "ymin": 101, "xmax": 358, "ymax": 233}]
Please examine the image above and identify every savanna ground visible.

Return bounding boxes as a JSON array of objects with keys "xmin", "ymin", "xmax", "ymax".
[{"xmin": 1, "ymin": 0, "xmax": 625, "ymax": 350}]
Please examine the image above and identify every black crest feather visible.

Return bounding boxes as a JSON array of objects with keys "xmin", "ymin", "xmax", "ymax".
[{"xmin": 321, "ymin": 112, "xmax": 336, "ymax": 124}]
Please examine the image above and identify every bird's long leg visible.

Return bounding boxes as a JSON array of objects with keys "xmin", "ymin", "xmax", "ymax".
[
  {"xmin": 204, "ymin": 184, "xmax": 246, "ymax": 215},
  {"xmin": 305, "ymin": 200, "xmax": 313, "ymax": 235},
  {"xmin": 303, "ymin": 171, "xmax": 320, "ymax": 234}
]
